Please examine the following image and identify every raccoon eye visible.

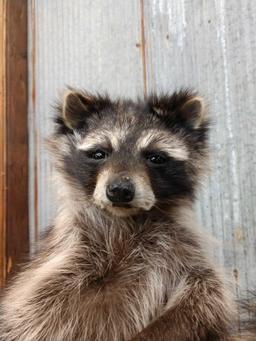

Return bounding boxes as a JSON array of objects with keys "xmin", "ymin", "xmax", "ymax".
[
  {"xmin": 87, "ymin": 149, "xmax": 108, "ymax": 160},
  {"xmin": 146, "ymin": 153, "xmax": 167, "ymax": 165}
]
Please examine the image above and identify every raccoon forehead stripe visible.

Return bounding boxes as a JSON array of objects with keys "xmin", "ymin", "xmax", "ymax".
[
  {"xmin": 77, "ymin": 134, "xmax": 109, "ymax": 150},
  {"xmin": 136, "ymin": 130, "xmax": 189, "ymax": 161},
  {"xmin": 77, "ymin": 128, "xmax": 127, "ymax": 151}
]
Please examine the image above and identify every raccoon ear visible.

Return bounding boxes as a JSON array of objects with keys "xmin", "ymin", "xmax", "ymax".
[
  {"xmin": 62, "ymin": 90, "xmax": 92, "ymax": 130},
  {"xmin": 179, "ymin": 96, "xmax": 205, "ymax": 128},
  {"xmin": 151, "ymin": 93, "xmax": 206, "ymax": 129}
]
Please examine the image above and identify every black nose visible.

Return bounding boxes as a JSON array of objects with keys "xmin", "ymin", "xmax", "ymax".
[{"xmin": 106, "ymin": 179, "xmax": 135, "ymax": 203}]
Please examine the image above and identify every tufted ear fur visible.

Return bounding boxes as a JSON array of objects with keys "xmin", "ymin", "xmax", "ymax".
[
  {"xmin": 57, "ymin": 89, "xmax": 112, "ymax": 132},
  {"xmin": 150, "ymin": 90, "xmax": 207, "ymax": 129},
  {"xmin": 62, "ymin": 90, "xmax": 90, "ymax": 129},
  {"xmin": 179, "ymin": 96, "xmax": 205, "ymax": 128}
]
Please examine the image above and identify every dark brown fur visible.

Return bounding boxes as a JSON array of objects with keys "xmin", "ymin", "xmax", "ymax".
[{"xmin": 0, "ymin": 89, "xmax": 253, "ymax": 341}]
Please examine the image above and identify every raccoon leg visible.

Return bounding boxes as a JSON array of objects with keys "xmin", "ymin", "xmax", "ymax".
[{"xmin": 129, "ymin": 268, "xmax": 232, "ymax": 341}]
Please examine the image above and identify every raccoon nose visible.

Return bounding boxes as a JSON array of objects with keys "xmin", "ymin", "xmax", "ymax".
[{"xmin": 106, "ymin": 179, "xmax": 135, "ymax": 203}]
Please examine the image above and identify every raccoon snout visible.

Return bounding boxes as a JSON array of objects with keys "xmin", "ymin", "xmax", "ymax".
[{"xmin": 106, "ymin": 178, "xmax": 135, "ymax": 203}]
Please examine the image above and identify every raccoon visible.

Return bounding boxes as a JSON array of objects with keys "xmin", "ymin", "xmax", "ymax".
[{"xmin": 0, "ymin": 89, "xmax": 253, "ymax": 341}]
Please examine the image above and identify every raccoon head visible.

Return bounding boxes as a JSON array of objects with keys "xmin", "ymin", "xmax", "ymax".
[{"xmin": 49, "ymin": 88, "xmax": 209, "ymax": 217}]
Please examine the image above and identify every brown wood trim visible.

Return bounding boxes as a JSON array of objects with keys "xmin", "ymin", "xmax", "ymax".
[
  {"xmin": 139, "ymin": 0, "xmax": 147, "ymax": 98},
  {"xmin": 0, "ymin": 0, "xmax": 7, "ymax": 287},
  {"xmin": 0, "ymin": 0, "xmax": 28, "ymax": 286}
]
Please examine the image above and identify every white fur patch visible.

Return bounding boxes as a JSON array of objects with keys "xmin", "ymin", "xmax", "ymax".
[
  {"xmin": 93, "ymin": 170, "xmax": 155, "ymax": 215},
  {"xmin": 136, "ymin": 129, "xmax": 189, "ymax": 161},
  {"xmin": 78, "ymin": 127, "xmax": 129, "ymax": 152},
  {"xmin": 77, "ymin": 133, "xmax": 110, "ymax": 151}
]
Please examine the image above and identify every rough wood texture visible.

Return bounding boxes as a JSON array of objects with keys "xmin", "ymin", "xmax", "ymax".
[
  {"xmin": 0, "ymin": 0, "xmax": 7, "ymax": 287},
  {"xmin": 28, "ymin": 0, "xmax": 256, "ymax": 303},
  {"xmin": 0, "ymin": 0, "xmax": 29, "ymax": 286},
  {"xmin": 5, "ymin": 0, "xmax": 28, "ymax": 279},
  {"xmin": 142, "ymin": 0, "xmax": 256, "ymax": 297}
]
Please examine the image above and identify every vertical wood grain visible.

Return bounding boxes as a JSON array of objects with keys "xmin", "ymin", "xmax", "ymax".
[
  {"xmin": 0, "ymin": 0, "xmax": 29, "ymax": 281},
  {"xmin": 139, "ymin": 0, "xmax": 148, "ymax": 97},
  {"xmin": 28, "ymin": 0, "xmax": 39, "ymax": 251},
  {"xmin": 142, "ymin": 0, "xmax": 256, "ymax": 298},
  {"xmin": 0, "ymin": 0, "xmax": 7, "ymax": 287}
]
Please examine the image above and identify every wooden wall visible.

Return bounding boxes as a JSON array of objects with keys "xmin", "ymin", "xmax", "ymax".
[
  {"xmin": 0, "ymin": 0, "xmax": 28, "ymax": 285},
  {"xmin": 28, "ymin": 0, "xmax": 256, "ymax": 299}
]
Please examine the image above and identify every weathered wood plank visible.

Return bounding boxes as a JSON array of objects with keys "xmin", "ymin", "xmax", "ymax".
[
  {"xmin": 0, "ymin": 0, "xmax": 29, "ymax": 284},
  {"xmin": 5, "ymin": 0, "xmax": 29, "ymax": 277},
  {"xmin": 0, "ymin": 0, "xmax": 7, "ymax": 287},
  {"xmin": 28, "ymin": 0, "xmax": 145, "ymax": 245},
  {"xmin": 142, "ymin": 0, "xmax": 256, "ymax": 296}
]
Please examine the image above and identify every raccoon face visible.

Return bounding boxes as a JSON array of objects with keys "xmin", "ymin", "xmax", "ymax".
[{"xmin": 50, "ymin": 89, "xmax": 209, "ymax": 217}]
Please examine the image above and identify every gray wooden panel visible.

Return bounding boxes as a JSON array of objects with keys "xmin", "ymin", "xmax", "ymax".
[
  {"xmin": 143, "ymin": 0, "xmax": 256, "ymax": 295},
  {"xmin": 28, "ymin": 0, "xmax": 256, "ymax": 298},
  {"xmin": 28, "ymin": 0, "xmax": 144, "ymax": 248}
]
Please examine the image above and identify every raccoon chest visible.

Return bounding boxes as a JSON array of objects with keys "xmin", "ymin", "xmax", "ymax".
[{"xmin": 79, "ymin": 254, "xmax": 167, "ymax": 341}]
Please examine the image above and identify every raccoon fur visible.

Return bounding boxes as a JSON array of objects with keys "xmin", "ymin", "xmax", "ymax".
[{"xmin": 0, "ymin": 89, "xmax": 254, "ymax": 341}]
